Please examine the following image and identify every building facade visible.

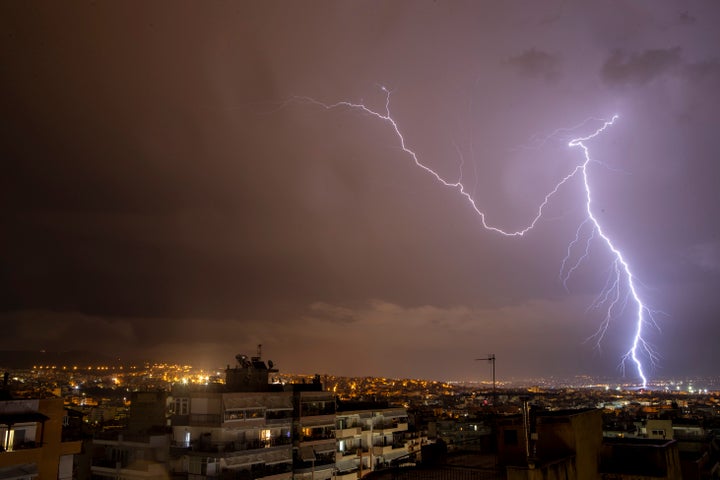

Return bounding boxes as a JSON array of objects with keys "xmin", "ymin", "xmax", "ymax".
[
  {"xmin": 335, "ymin": 406, "xmax": 410, "ymax": 479},
  {"xmin": 0, "ymin": 397, "xmax": 82, "ymax": 480}
]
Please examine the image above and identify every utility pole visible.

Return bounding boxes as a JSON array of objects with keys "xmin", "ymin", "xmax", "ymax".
[{"xmin": 475, "ymin": 354, "xmax": 496, "ymax": 405}]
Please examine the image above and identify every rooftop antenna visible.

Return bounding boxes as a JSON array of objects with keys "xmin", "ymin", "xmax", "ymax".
[
  {"xmin": 252, "ymin": 344, "xmax": 262, "ymax": 362},
  {"xmin": 475, "ymin": 354, "xmax": 496, "ymax": 405}
]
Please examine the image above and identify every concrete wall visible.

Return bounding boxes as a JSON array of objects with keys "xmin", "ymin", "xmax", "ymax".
[{"xmin": 507, "ymin": 457, "xmax": 577, "ymax": 480}]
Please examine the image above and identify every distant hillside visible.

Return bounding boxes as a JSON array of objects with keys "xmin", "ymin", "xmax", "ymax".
[{"xmin": 0, "ymin": 350, "xmax": 132, "ymax": 369}]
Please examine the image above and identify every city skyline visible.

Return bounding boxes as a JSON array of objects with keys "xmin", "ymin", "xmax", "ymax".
[{"xmin": 2, "ymin": 2, "xmax": 719, "ymax": 382}]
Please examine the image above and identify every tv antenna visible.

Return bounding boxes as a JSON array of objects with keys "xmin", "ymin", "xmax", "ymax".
[{"xmin": 475, "ymin": 354, "xmax": 496, "ymax": 404}]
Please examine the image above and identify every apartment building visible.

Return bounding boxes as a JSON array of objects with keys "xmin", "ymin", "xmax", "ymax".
[
  {"xmin": 88, "ymin": 350, "xmax": 411, "ymax": 480},
  {"xmin": 0, "ymin": 397, "xmax": 82, "ymax": 480},
  {"xmin": 90, "ymin": 432, "xmax": 170, "ymax": 480},
  {"xmin": 335, "ymin": 404, "xmax": 410, "ymax": 479},
  {"xmin": 292, "ymin": 389, "xmax": 335, "ymax": 480},
  {"xmin": 169, "ymin": 388, "xmax": 294, "ymax": 480},
  {"xmin": 88, "ymin": 391, "xmax": 171, "ymax": 480},
  {"xmin": 169, "ymin": 353, "xmax": 338, "ymax": 480}
]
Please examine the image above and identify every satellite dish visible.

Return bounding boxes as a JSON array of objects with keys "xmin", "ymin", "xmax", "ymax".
[{"xmin": 268, "ymin": 360, "xmax": 274, "ymax": 368}]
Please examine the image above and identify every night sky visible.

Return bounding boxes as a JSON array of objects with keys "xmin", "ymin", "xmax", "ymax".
[{"xmin": 2, "ymin": 2, "xmax": 719, "ymax": 383}]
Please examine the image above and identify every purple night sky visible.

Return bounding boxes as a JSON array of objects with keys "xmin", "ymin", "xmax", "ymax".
[{"xmin": 2, "ymin": 2, "xmax": 719, "ymax": 383}]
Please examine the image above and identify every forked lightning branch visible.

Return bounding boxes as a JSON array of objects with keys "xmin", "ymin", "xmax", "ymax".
[{"xmin": 294, "ymin": 89, "xmax": 657, "ymax": 388}]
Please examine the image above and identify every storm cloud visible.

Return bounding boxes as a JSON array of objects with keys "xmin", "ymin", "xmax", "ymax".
[
  {"xmin": 506, "ymin": 49, "xmax": 562, "ymax": 80},
  {"xmin": 601, "ymin": 47, "xmax": 683, "ymax": 86},
  {"xmin": 1, "ymin": 1, "xmax": 719, "ymax": 381}
]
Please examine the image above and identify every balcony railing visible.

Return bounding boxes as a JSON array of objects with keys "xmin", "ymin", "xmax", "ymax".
[
  {"xmin": 265, "ymin": 417, "xmax": 293, "ymax": 426},
  {"xmin": 91, "ymin": 459, "xmax": 165, "ymax": 474},
  {"xmin": 372, "ymin": 421, "xmax": 408, "ymax": 431},
  {"xmin": 183, "ymin": 436, "xmax": 292, "ymax": 454},
  {"xmin": 0, "ymin": 441, "xmax": 41, "ymax": 453},
  {"xmin": 336, "ymin": 427, "xmax": 361, "ymax": 438},
  {"xmin": 336, "ymin": 421, "xmax": 361, "ymax": 430},
  {"xmin": 239, "ymin": 437, "xmax": 292, "ymax": 450},
  {"xmin": 93, "ymin": 431, "xmax": 165, "ymax": 443},
  {"xmin": 225, "ymin": 461, "xmax": 293, "ymax": 480},
  {"xmin": 92, "ymin": 458, "xmax": 156, "ymax": 471},
  {"xmin": 92, "ymin": 458, "xmax": 124, "ymax": 469},
  {"xmin": 171, "ymin": 414, "xmax": 190, "ymax": 426},
  {"xmin": 301, "ymin": 433, "xmax": 335, "ymax": 443},
  {"xmin": 300, "ymin": 405, "xmax": 335, "ymax": 417},
  {"xmin": 335, "ymin": 469, "xmax": 360, "ymax": 480},
  {"xmin": 372, "ymin": 441, "xmax": 405, "ymax": 450},
  {"xmin": 293, "ymin": 462, "xmax": 335, "ymax": 474},
  {"xmin": 266, "ymin": 411, "xmax": 293, "ymax": 422},
  {"xmin": 190, "ymin": 413, "xmax": 222, "ymax": 426}
]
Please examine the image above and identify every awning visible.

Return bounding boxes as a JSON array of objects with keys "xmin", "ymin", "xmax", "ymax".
[
  {"xmin": 0, "ymin": 412, "xmax": 49, "ymax": 425},
  {"xmin": 300, "ymin": 446, "xmax": 316, "ymax": 461},
  {"xmin": 300, "ymin": 418, "xmax": 334, "ymax": 428},
  {"xmin": 312, "ymin": 443, "xmax": 336, "ymax": 455}
]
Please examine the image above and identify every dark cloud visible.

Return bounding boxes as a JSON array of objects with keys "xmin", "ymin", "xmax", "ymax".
[
  {"xmin": 677, "ymin": 11, "xmax": 697, "ymax": 26},
  {"xmin": 600, "ymin": 45, "xmax": 720, "ymax": 92},
  {"xmin": 0, "ymin": 310, "xmax": 136, "ymax": 351},
  {"xmin": 305, "ymin": 302, "xmax": 359, "ymax": 324},
  {"xmin": 600, "ymin": 47, "xmax": 682, "ymax": 86},
  {"xmin": 506, "ymin": 49, "xmax": 561, "ymax": 80},
  {"xmin": 684, "ymin": 242, "xmax": 720, "ymax": 273},
  {"xmin": 1, "ymin": 2, "xmax": 719, "ymax": 381},
  {"xmin": 685, "ymin": 60, "xmax": 720, "ymax": 81}
]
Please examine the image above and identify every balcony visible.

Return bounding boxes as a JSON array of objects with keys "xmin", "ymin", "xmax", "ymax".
[
  {"xmin": 189, "ymin": 413, "xmax": 222, "ymax": 427},
  {"xmin": 0, "ymin": 441, "xmax": 40, "ymax": 452},
  {"xmin": 371, "ymin": 422, "xmax": 408, "ymax": 433},
  {"xmin": 292, "ymin": 462, "xmax": 335, "ymax": 474},
  {"xmin": 91, "ymin": 459, "xmax": 167, "ymax": 476},
  {"xmin": 258, "ymin": 463, "xmax": 293, "ymax": 480},
  {"xmin": 93, "ymin": 431, "xmax": 165, "ymax": 444},
  {"xmin": 170, "ymin": 414, "xmax": 190, "ymax": 426},
  {"xmin": 336, "ymin": 469, "xmax": 360, "ymax": 480},
  {"xmin": 301, "ymin": 433, "xmax": 335, "ymax": 444},
  {"xmin": 300, "ymin": 425, "xmax": 334, "ymax": 444},
  {"xmin": 184, "ymin": 436, "xmax": 292, "ymax": 454},
  {"xmin": 225, "ymin": 461, "xmax": 293, "ymax": 480},
  {"xmin": 336, "ymin": 447, "xmax": 361, "ymax": 459},
  {"xmin": 261, "ymin": 470, "xmax": 293, "ymax": 480},
  {"xmin": 373, "ymin": 444, "xmax": 406, "ymax": 456},
  {"xmin": 266, "ymin": 410, "xmax": 293, "ymax": 424},
  {"xmin": 300, "ymin": 403, "xmax": 335, "ymax": 417},
  {"xmin": 171, "ymin": 412, "xmax": 221, "ymax": 427},
  {"xmin": 265, "ymin": 417, "xmax": 293, "ymax": 427},
  {"xmin": 92, "ymin": 458, "xmax": 125, "ymax": 469},
  {"xmin": 336, "ymin": 427, "xmax": 361, "ymax": 438}
]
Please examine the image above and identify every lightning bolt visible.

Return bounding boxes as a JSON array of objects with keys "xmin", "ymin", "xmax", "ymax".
[
  {"xmin": 568, "ymin": 125, "xmax": 658, "ymax": 388},
  {"xmin": 295, "ymin": 88, "xmax": 656, "ymax": 388}
]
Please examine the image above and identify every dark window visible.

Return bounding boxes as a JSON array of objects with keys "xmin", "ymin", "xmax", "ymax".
[{"xmin": 504, "ymin": 429, "xmax": 518, "ymax": 446}]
